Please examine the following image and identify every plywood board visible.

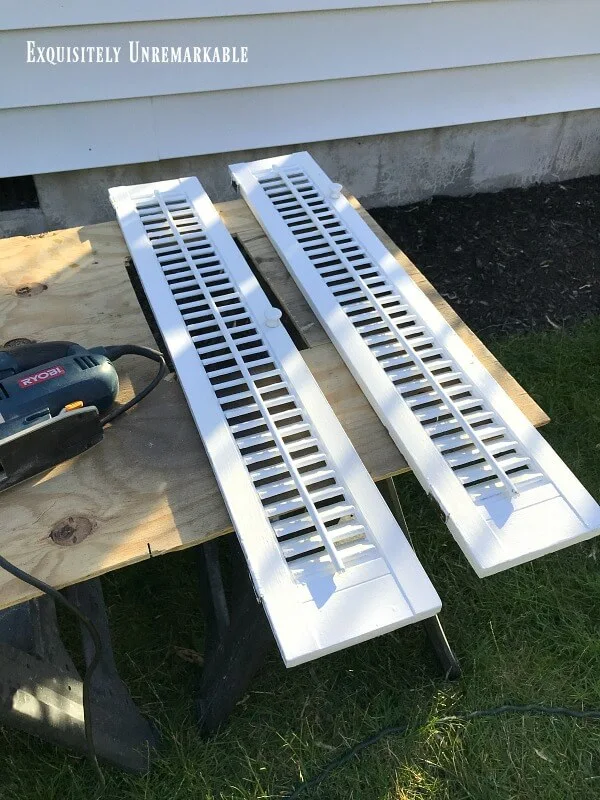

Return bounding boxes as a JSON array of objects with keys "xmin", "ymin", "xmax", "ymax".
[{"xmin": 0, "ymin": 200, "xmax": 548, "ymax": 608}]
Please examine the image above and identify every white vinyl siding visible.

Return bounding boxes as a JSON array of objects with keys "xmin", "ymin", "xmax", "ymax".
[
  {"xmin": 0, "ymin": 1, "xmax": 463, "ymax": 30},
  {"xmin": 0, "ymin": 0, "xmax": 598, "ymax": 176},
  {"xmin": 3, "ymin": 3, "xmax": 600, "ymax": 110}
]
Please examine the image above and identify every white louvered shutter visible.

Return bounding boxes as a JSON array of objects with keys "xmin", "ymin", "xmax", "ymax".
[
  {"xmin": 230, "ymin": 152, "xmax": 600, "ymax": 578},
  {"xmin": 110, "ymin": 177, "xmax": 441, "ymax": 667}
]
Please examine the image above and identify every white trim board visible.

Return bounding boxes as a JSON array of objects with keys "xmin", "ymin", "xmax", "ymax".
[
  {"xmin": 230, "ymin": 152, "xmax": 600, "ymax": 577},
  {"xmin": 109, "ymin": 176, "xmax": 440, "ymax": 666}
]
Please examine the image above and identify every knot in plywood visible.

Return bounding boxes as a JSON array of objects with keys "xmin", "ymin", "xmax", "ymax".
[
  {"xmin": 50, "ymin": 515, "xmax": 96, "ymax": 546},
  {"xmin": 15, "ymin": 283, "xmax": 47, "ymax": 297}
]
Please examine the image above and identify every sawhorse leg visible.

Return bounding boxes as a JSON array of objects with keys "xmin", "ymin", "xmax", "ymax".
[
  {"xmin": 0, "ymin": 578, "xmax": 157, "ymax": 772},
  {"xmin": 196, "ymin": 536, "xmax": 273, "ymax": 735},
  {"xmin": 195, "ymin": 477, "xmax": 460, "ymax": 734},
  {"xmin": 379, "ymin": 476, "xmax": 461, "ymax": 680}
]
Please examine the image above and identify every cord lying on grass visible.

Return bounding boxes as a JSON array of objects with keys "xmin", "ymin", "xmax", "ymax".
[{"xmin": 283, "ymin": 704, "xmax": 600, "ymax": 799}]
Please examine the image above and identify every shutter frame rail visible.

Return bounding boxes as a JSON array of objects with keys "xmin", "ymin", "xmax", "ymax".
[
  {"xmin": 230, "ymin": 151, "xmax": 600, "ymax": 577},
  {"xmin": 110, "ymin": 176, "xmax": 441, "ymax": 667}
]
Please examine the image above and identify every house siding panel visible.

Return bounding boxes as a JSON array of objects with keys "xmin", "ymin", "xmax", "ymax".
[{"xmin": 0, "ymin": 0, "xmax": 598, "ymax": 177}]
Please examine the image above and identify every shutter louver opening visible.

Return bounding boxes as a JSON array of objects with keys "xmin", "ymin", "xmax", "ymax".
[
  {"xmin": 110, "ymin": 177, "xmax": 441, "ymax": 667},
  {"xmin": 230, "ymin": 152, "xmax": 600, "ymax": 577}
]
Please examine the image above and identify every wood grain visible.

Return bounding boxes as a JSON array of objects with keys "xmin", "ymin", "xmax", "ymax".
[
  {"xmin": 0, "ymin": 201, "xmax": 548, "ymax": 609},
  {"xmin": 0, "ymin": 224, "xmax": 232, "ymax": 609}
]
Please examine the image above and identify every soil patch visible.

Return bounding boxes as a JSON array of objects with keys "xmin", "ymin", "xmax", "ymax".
[{"xmin": 371, "ymin": 175, "xmax": 599, "ymax": 338}]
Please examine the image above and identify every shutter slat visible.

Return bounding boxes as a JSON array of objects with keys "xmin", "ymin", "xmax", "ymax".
[
  {"xmin": 110, "ymin": 176, "xmax": 440, "ymax": 666},
  {"xmin": 231, "ymin": 152, "xmax": 600, "ymax": 577}
]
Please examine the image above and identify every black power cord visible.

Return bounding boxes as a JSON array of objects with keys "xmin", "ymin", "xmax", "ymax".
[
  {"xmin": 0, "ymin": 344, "xmax": 167, "ymax": 795},
  {"xmin": 283, "ymin": 704, "xmax": 600, "ymax": 799},
  {"xmin": 98, "ymin": 344, "xmax": 168, "ymax": 426}
]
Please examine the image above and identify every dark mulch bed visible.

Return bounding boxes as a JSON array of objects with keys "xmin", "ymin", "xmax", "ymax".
[{"xmin": 370, "ymin": 175, "xmax": 600, "ymax": 339}]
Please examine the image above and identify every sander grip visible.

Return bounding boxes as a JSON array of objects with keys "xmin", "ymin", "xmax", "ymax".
[{"xmin": 0, "ymin": 341, "xmax": 85, "ymax": 373}]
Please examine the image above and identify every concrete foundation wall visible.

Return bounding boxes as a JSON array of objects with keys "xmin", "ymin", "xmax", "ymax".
[{"xmin": 33, "ymin": 108, "xmax": 600, "ymax": 231}]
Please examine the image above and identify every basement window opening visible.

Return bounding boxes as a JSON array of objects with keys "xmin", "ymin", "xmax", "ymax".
[{"xmin": 0, "ymin": 176, "xmax": 39, "ymax": 211}]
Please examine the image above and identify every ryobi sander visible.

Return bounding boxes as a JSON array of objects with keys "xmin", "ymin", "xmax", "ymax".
[{"xmin": 0, "ymin": 340, "xmax": 166, "ymax": 491}]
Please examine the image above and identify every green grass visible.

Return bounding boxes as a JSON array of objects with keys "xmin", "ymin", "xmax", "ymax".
[{"xmin": 1, "ymin": 318, "xmax": 600, "ymax": 800}]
